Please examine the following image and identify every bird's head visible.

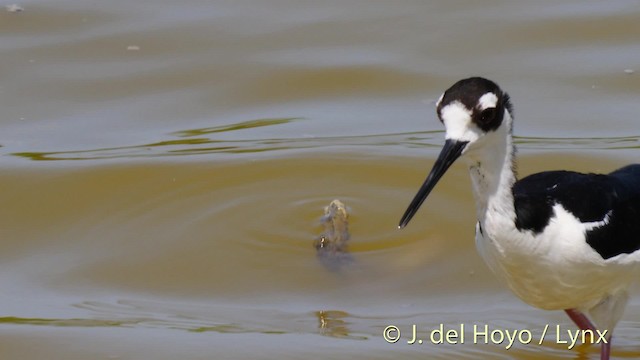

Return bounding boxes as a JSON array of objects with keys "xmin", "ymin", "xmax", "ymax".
[{"xmin": 399, "ymin": 77, "xmax": 513, "ymax": 228}]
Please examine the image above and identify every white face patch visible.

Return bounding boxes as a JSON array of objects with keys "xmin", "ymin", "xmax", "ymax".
[
  {"xmin": 478, "ymin": 92, "xmax": 498, "ymax": 111},
  {"xmin": 440, "ymin": 101, "xmax": 481, "ymax": 143},
  {"xmin": 435, "ymin": 93, "xmax": 444, "ymax": 108}
]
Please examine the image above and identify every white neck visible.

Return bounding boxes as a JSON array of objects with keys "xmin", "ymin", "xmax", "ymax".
[{"xmin": 464, "ymin": 111, "xmax": 517, "ymax": 229}]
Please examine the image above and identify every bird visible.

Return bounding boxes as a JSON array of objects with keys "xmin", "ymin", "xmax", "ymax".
[{"xmin": 398, "ymin": 77, "xmax": 640, "ymax": 360}]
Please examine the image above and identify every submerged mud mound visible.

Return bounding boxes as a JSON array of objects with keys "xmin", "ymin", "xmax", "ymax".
[{"xmin": 314, "ymin": 199, "xmax": 354, "ymax": 271}]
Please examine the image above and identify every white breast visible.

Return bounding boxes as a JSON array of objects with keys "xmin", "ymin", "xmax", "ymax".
[{"xmin": 475, "ymin": 203, "xmax": 640, "ymax": 311}]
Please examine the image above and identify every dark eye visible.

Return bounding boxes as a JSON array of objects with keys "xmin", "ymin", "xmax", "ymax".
[{"xmin": 480, "ymin": 108, "xmax": 497, "ymax": 123}]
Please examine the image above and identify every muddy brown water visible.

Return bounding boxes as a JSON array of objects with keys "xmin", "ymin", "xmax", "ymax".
[{"xmin": 1, "ymin": 1, "xmax": 640, "ymax": 359}]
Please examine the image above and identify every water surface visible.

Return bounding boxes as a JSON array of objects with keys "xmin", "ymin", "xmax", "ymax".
[{"xmin": 1, "ymin": 1, "xmax": 640, "ymax": 359}]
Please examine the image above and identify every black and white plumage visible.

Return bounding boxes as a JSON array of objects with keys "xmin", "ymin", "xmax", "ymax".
[
  {"xmin": 514, "ymin": 166, "xmax": 640, "ymax": 259},
  {"xmin": 399, "ymin": 77, "xmax": 640, "ymax": 360}
]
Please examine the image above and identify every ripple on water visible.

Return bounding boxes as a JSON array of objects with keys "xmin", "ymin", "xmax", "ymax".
[{"xmin": 8, "ymin": 114, "xmax": 640, "ymax": 163}]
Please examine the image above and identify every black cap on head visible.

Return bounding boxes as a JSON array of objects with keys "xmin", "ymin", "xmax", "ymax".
[{"xmin": 437, "ymin": 77, "xmax": 512, "ymax": 133}]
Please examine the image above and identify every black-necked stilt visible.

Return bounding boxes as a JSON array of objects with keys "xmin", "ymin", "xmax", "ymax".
[{"xmin": 399, "ymin": 77, "xmax": 640, "ymax": 360}]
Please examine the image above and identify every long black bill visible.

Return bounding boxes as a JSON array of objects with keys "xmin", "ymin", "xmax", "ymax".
[{"xmin": 398, "ymin": 139, "xmax": 468, "ymax": 228}]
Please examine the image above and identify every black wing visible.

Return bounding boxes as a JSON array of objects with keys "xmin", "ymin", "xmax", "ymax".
[{"xmin": 513, "ymin": 164, "xmax": 640, "ymax": 259}]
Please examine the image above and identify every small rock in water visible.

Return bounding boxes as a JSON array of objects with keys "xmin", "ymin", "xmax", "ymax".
[
  {"xmin": 6, "ymin": 4, "xmax": 24, "ymax": 12},
  {"xmin": 126, "ymin": 45, "xmax": 141, "ymax": 51},
  {"xmin": 314, "ymin": 199, "xmax": 353, "ymax": 271},
  {"xmin": 623, "ymin": 69, "xmax": 635, "ymax": 75}
]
